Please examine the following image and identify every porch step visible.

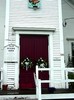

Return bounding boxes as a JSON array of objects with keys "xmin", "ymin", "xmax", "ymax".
[
  {"xmin": 0, "ymin": 89, "xmax": 74, "ymax": 99},
  {"xmin": 0, "ymin": 95, "xmax": 37, "ymax": 100}
]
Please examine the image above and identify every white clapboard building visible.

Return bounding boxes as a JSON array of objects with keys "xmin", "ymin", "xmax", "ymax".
[{"xmin": 0, "ymin": 0, "xmax": 74, "ymax": 99}]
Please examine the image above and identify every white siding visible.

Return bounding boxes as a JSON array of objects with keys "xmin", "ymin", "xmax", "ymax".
[
  {"xmin": 6, "ymin": 63, "xmax": 15, "ymax": 89},
  {"xmin": 9, "ymin": 0, "xmax": 59, "ymax": 28},
  {"xmin": 3, "ymin": 0, "xmax": 64, "ymax": 88},
  {"xmin": 3, "ymin": 62, "xmax": 19, "ymax": 89}
]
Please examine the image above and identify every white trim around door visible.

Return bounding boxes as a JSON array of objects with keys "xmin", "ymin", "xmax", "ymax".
[{"xmin": 13, "ymin": 27, "xmax": 56, "ymax": 89}]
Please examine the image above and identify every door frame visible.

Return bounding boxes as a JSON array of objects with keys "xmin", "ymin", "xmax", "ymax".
[{"xmin": 14, "ymin": 27, "xmax": 55, "ymax": 88}]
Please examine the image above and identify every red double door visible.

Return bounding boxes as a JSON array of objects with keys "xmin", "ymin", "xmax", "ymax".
[{"xmin": 19, "ymin": 35, "xmax": 49, "ymax": 89}]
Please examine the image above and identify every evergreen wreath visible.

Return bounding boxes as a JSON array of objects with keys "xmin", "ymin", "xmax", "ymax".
[
  {"xmin": 21, "ymin": 57, "xmax": 32, "ymax": 70},
  {"xmin": 36, "ymin": 57, "xmax": 47, "ymax": 68}
]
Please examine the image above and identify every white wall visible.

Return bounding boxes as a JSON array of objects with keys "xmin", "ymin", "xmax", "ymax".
[
  {"xmin": 0, "ymin": 0, "xmax": 6, "ymax": 68},
  {"xmin": 62, "ymin": 0, "xmax": 74, "ymax": 65}
]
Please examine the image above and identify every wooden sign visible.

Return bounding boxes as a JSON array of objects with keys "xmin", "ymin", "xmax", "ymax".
[{"xmin": 4, "ymin": 44, "xmax": 19, "ymax": 62}]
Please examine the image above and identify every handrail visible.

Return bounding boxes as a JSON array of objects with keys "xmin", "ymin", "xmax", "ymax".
[
  {"xmin": 37, "ymin": 78, "xmax": 74, "ymax": 100},
  {"xmin": 35, "ymin": 66, "xmax": 74, "ymax": 100},
  {"xmin": 37, "ymin": 67, "xmax": 74, "ymax": 71}
]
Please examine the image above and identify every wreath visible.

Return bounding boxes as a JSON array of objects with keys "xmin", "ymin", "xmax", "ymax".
[
  {"xmin": 21, "ymin": 57, "xmax": 32, "ymax": 70},
  {"xmin": 36, "ymin": 57, "xmax": 47, "ymax": 68}
]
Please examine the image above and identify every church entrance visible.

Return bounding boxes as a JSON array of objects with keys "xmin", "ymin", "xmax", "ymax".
[{"xmin": 19, "ymin": 35, "xmax": 49, "ymax": 89}]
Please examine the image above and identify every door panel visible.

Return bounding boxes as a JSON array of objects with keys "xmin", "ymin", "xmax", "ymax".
[{"xmin": 19, "ymin": 35, "xmax": 49, "ymax": 89}]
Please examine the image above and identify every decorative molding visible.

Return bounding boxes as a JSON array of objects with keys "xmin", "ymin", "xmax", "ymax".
[{"xmin": 12, "ymin": 27, "xmax": 56, "ymax": 32}]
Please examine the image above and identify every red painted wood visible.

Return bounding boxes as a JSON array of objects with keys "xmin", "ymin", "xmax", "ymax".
[{"xmin": 19, "ymin": 35, "xmax": 49, "ymax": 89}]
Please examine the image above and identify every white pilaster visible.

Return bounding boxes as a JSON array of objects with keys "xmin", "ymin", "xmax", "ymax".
[{"xmin": 58, "ymin": 0, "xmax": 65, "ymax": 88}]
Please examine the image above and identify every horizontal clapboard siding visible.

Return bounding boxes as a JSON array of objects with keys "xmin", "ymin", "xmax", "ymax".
[
  {"xmin": 6, "ymin": 63, "xmax": 15, "ymax": 89},
  {"xmin": 51, "ymin": 70, "xmax": 63, "ymax": 88},
  {"xmin": 9, "ymin": 0, "xmax": 59, "ymax": 28},
  {"xmin": 53, "ymin": 31, "xmax": 61, "ymax": 86}
]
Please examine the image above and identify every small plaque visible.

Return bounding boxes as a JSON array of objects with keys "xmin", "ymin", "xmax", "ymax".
[
  {"xmin": 28, "ymin": 0, "xmax": 41, "ymax": 9},
  {"xmin": 4, "ymin": 44, "xmax": 18, "ymax": 62}
]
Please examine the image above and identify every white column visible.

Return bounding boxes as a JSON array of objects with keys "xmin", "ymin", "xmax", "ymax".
[
  {"xmin": 49, "ymin": 33, "xmax": 54, "ymax": 87},
  {"xmin": 58, "ymin": 0, "xmax": 65, "ymax": 88},
  {"xmin": 3, "ymin": 0, "xmax": 10, "ymax": 85}
]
